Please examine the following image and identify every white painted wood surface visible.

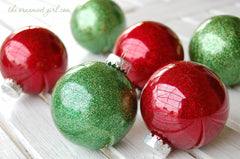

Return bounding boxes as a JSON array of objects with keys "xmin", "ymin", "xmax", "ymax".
[{"xmin": 0, "ymin": 0, "xmax": 240, "ymax": 158}]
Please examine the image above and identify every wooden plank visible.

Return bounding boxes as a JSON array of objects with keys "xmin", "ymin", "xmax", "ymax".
[
  {"xmin": 113, "ymin": 0, "xmax": 140, "ymax": 13},
  {"xmin": 0, "ymin": 24, "xmax": 12, "ymax": 46},
  {"xmin": 164, "ymin": 20, "xmax": 194, "ymax": 61},
  {"xmin": 209, "ymin": 4, "xmax": 240, "ymax": 17},
  {"xmin": 227, "ymin": 87, "xmax": 240, "ymax": 133},
  {"xmin": 38, "ymin": 0, "xmax": 140, "ymax": 12},
  {"xmin": 0, "ymin": 112, "xmax": 43, "ymax": 159},
  {"xmin": 66, "ymin": 44, "xmax": 107, "ymax": 69},
  {"xmin": 0, "ymin": 127, "xmax": 25, "ymax": 159},
  {"xmin": 114, "ymin": 113, "xmax": 195, "ymax": 159},
  {"xmin": 0, "ymin": 94, "xmax": 107, "ymax": 159},
  {"xmin": 126, "ymin": 0, "xmax": 237, "ymax": 25},
  {"xmin": 200, "ymin": 126, "xmax": 240, "ymax": 159}
]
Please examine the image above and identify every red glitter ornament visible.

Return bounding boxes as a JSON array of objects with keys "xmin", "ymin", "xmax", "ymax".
[
  {"xmin": 113, "ymin": 21, "xmax": 184, "ymax": 90},
  {"xmin": 141, "ymin": 61, "xmax": 229, "ymax": 157},
  {"xmin": 0, "ymin": 26, "xmax": 67, "ymax": 97}
]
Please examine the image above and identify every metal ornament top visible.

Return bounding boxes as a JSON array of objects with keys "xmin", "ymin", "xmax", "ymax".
[
  {"xmin": 1, "ymin": 78, "xmax": 22, "ymax": 98},
  {"xmin": 106, "ymin": 53, "xmax": 131, "ymax": 74},
  {"xmin": 144, "ymin": 133, "xmax": 171, "ymax": 159}
]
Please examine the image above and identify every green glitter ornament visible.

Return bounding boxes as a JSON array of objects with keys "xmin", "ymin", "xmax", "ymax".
[
  {"xmin": 70, "ymin": 0, "xmax": 126, "ymax": 54},
  {"xmin": 189, "ymin": 15, "xmax": 240, "ymax": 86},
  {"xmin": 51, "ymin": 54, "xmax": 137, "ymax": 149}
]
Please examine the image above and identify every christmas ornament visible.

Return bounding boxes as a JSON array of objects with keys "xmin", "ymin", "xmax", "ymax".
[
  {"xmin": 189, "ymin": 15, "xmax": 240, "ymax": 86},
  {"xmin": 0, "ymin": 26, "xmax": 67, "ymax": 97},
  {"xmin": 71, "ymin": 0, "xmax": 126, "ymax": 54},
  {"xmin": 51, "ymin": 54, "xmax": 137, "ymax": 149},
  {"xmin": 113, "ymin": 21, "xmax": 184, "ymax": 90},
  {"xmin": 141, "ymin": 61, "xmax": 229, "ymax": 158}
]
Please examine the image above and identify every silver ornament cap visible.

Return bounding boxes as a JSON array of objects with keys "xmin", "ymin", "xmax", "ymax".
[
  {"xmin": 106, "ymin": 54, "xmax": 131, "ymax": 74},
  {"xmin": 144, "ymin": 133, "xmax": 171, "ymax": 159},
  {"xmin": 1, "ymin": 78, "xmax": 22, "ymax": 98}
]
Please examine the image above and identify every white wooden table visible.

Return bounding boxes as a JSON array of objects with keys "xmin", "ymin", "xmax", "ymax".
[{"xmin": 0, "ymin": 0, "xmax": 240, "ymax": 158}]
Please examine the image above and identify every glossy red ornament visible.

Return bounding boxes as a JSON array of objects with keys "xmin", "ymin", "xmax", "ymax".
[
  {"xmin": 141, "ymin": 61, "xmax": 229, "ymax": 156},
  {"xmin": 113, "ymin": 21, "xmax": 184, "ymax": 90},
  {"xmin": 0, "ymin": 26, "xmax": 67, "ymax": 95}
]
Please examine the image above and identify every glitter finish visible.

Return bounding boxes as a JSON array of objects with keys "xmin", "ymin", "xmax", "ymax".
[
  {"xmin": 0, "ymin": 26, "xmax": 68, "ymax": 94},
  {"xmin": 51, "ymin": 62, "xmax": 137, "ymax": 149},
  {"xmin": 113, "ymin": 21, "xmax": 184, "ymax": 90},
  {"xmin": 189, "ymin": 15, "xmax": 240, "ymax": 86},
  {"xmin": 141, "ymin": 61, "xmax": 229, "ymax": 150},
  {"xmin": 71, "ymin": 0, "xmax": 126, "ymax": 54}
]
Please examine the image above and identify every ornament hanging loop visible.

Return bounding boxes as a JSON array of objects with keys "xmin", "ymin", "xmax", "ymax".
[
  {"xmin": 106, "ymin": 53, "xmax": 131, "ymax": 74},
  {"xmin": 38, "ymin": 91, "xmax": 50, "ymax": 106},
  {"xmin": 1, "ymin": 78, "xmax": 22, "ymax": 98}
]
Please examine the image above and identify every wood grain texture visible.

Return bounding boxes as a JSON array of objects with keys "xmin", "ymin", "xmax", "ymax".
[
  {"xmin": 0, "ymin": 95, "xmax": 107, "ymax": 159},
  {"xmin": 114, "ymin": 114, "xmax": 194, "ymax": 159},
  {"xmin": 200, "ymin": 127, "xmax": 240, "ymax": 159},
  {"xmin": 0, "ymin": 127, "xmax": 25, "ymax": 159}
]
